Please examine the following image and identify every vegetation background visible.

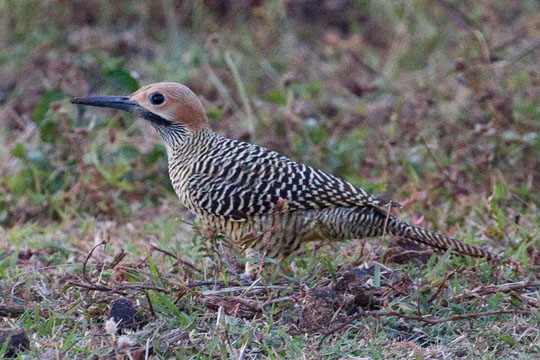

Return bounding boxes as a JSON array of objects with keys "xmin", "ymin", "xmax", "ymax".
[{"xmin": 0, "ymin": 0, "xmax": 539, "ymax": 358}]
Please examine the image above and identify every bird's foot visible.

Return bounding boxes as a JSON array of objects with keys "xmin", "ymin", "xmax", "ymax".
[{"xmin": 242, "ymin": 261, "xmax": 257, "ymax": 283}]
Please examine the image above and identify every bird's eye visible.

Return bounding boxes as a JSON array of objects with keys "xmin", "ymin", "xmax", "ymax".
[{"xmin": 149, "ymin": 92, "xmax": 165, "ymax": 105}]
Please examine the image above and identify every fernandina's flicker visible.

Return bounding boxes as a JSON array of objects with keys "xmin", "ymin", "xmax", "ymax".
[{"xmin": 72, "ymin": 82, "xmax": 499, "ymax": 275}]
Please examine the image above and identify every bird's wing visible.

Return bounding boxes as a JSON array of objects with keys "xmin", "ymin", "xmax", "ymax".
[{"xmin": 186, "ymin": 142, "xmax": 397, "ymax": 221}]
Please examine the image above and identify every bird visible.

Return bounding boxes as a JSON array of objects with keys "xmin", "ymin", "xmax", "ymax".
[{"xmin": 72, "ymin": 82, "xmax": 500, "ymax": 276}]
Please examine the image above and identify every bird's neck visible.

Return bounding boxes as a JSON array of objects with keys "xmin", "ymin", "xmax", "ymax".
[
  {"xmin": 163, "ymin": 126, "xmax": 216, "ymax": 161},
  {"xmin": 163, "ymin": 128, "xmax": 217, "ymax": 204}
]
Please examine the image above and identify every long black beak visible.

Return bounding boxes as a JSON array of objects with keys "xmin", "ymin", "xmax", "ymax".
[
  {"xmin": 71, "ymin": 96, "xmax": 139, "ymax": 112},
  {"xmin": 71, "ymin": 96, "xmax": 172, "ymax": 127}
]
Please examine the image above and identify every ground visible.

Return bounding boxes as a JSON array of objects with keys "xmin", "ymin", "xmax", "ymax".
[{"xmin": 0, "ymin": 1, "xmax": 539, "ymax": 359}]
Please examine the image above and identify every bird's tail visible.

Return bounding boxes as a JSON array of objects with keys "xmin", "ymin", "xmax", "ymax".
[
  {"xmin": 385, "ymin": 213, "xmax": 497, "ymax": 260},
  {"xmin": 318, "ymin": 206, "xmax": 497, "ymax": 260}
]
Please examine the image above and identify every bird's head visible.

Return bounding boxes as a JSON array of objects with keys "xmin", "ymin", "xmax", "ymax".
[{"xmin": 72, "ymin": 82, "xmax": 210, "ymax": 142}]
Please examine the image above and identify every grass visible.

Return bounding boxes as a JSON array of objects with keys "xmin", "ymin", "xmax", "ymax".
[{"xmin": 1, "ymin": 0, "xmax": 539, "ymax": 358}]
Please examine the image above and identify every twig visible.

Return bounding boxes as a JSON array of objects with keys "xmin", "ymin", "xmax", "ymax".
[
  {"xmin": 0, "ymin": 303, "xmax": 51, "ymax": 318},
  {"xmin": 201, "ymin": 285, "xmax": 289, "ymax": 296},
  {"xmin": 436, "ymin": 0, "xmax": 474, "ymax": 31},
  {"xmin": 145, "ymin": 291, "xmax": 156, "ymax": 318},
  {"xmin": 206, "ymin": 294, "xmax": 293, "ymax": 315},
  {"xmin": 380, "ymin": 309, "xmax": 529, "ymax": 324},
  {"xmin": 220, "ymin": 296, "xmax": 261, "ymax": 312},
  {"xmin": 83, "ymin": 240, "xmax": 108, "ymax": 281},
  {"xmin": 109, "ymin": 250, "xmax": 127, "ymax": 269},
  {"xmin": 69, "ymin": 279, "xmax": 291, "ymax": 295},
  {"xmin": 186, "ymin": 280, "xmax": 228, "ymax": 287},
  {"xmin": 385, "ymin": 249, "xmax": 435, "ymax": 263},
  {"xmin": 473, "ymin": 30, "xmax": 491, "ymax": 62},
  {"xmin": 0, "ymin": 304, "xmax": 31, "ymax": 318},
  {"xmin": 509, "ymin": 37, "xmax": 540, "ymax": 64},
  {"xmin": 317, "ymin": 308, "xmax": 530, "ymax": 350},
  {"xmin": 261, "ymin": 296, "xmax": 293, "ymax": 308},
  {"xmin": 185, "ymin": 279, "xmax": 287, "ymax": 288},
  {"xmin": 68, "ymin": 281, "xmax": 171, "ymax": 295},
  {"xmin": 346, "ymin": 50, "xmax": 383, "ymax": 78},
  {"xmin": 316, "ymin": 312, "xmax": 361, "ymax": 349},
  {"xmin": 428, "ymin": 267, "xmax": 462, "ymax": 303},
  {"xmin": 453, "ymin": 280, "xmax": 540, "ymax": 303},
  {"xmin": 515, "ymin": 294, "xmax": 540, "ymax": 309},
  {"xmin": 493, "ymin": 29, "xmax": 528, "ymax": 52},
  {"xmin": 153, "ymin": 245, "xmax": 203, "ymax": 273},
  {"xmin": 419, "ymin": 136, "xmax": 455, "ymax": 184}
]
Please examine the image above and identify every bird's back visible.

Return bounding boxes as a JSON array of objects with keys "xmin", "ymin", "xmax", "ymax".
[{"xmin": 168, "ymin": 131, "xmax": 396, "ymax": 222}]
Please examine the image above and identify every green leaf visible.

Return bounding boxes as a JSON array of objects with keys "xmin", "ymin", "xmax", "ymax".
[
  {"xmin": 39, "ymin": 119, "xmax": 58, "ymax": 143},
  {"xmin": 207, "ymin": 106, "xmax": 225, "ymax": 120},
  {"xmin": 307, "ymin": 80, "xmax": 323, "ymax": 95},
  {"xmin": 496, "ymin": 333, "xmax": 516, "ymax": 347},
  {"xmin": 407, "ymin": 161, "xmax": 420, "ymax": 184},
  {"xmin": 6, "ymin": 170, "xmax": 32, "ymax": 195},
  {"xmin": 145, "ymin": 145, "xmax": 166, "ymax": 164},
  {"xmin": 154, "ymin": 292, "xmax": 182, "ymax": 318},
  {"xmin": 119, "ymin": 145, "xmax": 140, "ymax": 160},
  {"xmin": 488, "ymin": 292, "xmax": 501, "ymax": 310},
  {"xmin": 179, "ymin": 312, "xmax": 193, "ymax": 327},
  {"xmin": 33, "ymin": 89, "xmax": 63, "ymax": 125},
  {"xmin": 0, "ymin": 335, "xmax": 10, "ymax": 357},
  {"xmin": 495, "ymin": 207, "xmax": 506, "ymax": 230},
  {"xmin": 104, "ymin": 69, "xmax": 139, "ymax": 92},
  {"xmin": 322, "ymin": 258, "xmax": 337, "ymax": 283},
  {"xmin": 147, "ymin": 254, "xmax": 161, "ymax": 281},
  {"xmin": 268, "ymin": 89, "xmax": 287, "ymax": 105},
  {"xmin": 11, "ymin": 143, "xmax": 28, "ymax": 159},
  {"xmin": 493, "ymin": 183, "xmax": 505, "ymax": 202},
  {"xmin": 61, "ymin": 323, "xmax": 78, "ymax": 352}
]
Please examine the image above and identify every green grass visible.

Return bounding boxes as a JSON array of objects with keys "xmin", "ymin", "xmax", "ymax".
[{"xmin": 1, "ymin": 0, "xmax": 539, "ymax": 358}]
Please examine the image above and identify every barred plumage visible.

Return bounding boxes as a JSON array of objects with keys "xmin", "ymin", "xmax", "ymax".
[
  {"xmin": 166, "ymin": 129, "xmax": 495, "ymax": 261},
  {"xmin": 72, "ymin": 82, "xmax": 500, "ymax": 272}
]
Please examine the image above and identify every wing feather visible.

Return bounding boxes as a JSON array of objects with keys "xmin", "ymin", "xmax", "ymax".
[{"xmin": 186, "ymin": 141, "xmax": 398, "ymax": 220}]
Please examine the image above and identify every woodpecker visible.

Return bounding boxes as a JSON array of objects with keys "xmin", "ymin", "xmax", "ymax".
[{"xmin": 72, "ymin": 82, "xmax": 499, "ymax": 275}]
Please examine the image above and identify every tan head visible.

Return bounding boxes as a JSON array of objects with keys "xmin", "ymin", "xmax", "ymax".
[
  {"xmin": 129, "ymin": 82, "xmax": 209, "ymax": 131},
  {"xmin": 71, "ymin": 82, "xmax": 209, "ymax": 133}
]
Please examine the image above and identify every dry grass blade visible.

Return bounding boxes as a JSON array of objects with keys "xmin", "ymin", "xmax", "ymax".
[{"xmin": 317, "ymin": 309, "xmax": 532, "ymax": 350}]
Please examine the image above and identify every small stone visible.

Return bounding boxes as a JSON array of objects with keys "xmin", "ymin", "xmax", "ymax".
[
  {"xmin": 296, "ymin": 286, "xmax": 340, "ymax": 330},
  {"xmin": 334, "ymin": 267, "xmax": 386, "ymax": 310},
  {"xmin": 108, "ymin": 298, "xmax": 143, "ymax": 331}
]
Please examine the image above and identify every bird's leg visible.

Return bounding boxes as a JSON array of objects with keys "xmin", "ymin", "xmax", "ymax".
[
  {"xmin": 239, "ymin": 211, "xmax": 281, "ymax": 280},
  {"xmin": 242, "ymin": 247, "xmax": 260, "ymax": 280}
]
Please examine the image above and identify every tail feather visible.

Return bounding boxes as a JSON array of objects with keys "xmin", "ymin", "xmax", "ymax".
[
  {"xmin": 387, "ymin": 216, "xmax": 496, "ymax": 260},
  {"xmin": 316, "ymin": 205, "xmax": 500, "ymax": 261}
]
